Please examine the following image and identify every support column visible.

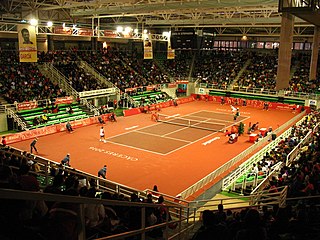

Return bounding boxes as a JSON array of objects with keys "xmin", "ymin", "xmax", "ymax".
[
  {"xmin": 276, "ymin": 12, "xmax": 294, "ymax": 91},
  {"xmin": 309, "ymin": 26, "xmax": 320, "ymax": 80}
]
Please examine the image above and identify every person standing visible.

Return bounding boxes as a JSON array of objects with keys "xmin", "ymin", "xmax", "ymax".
[
  {"xmin": 98, "ymin": 165, "xmax": 107, "ymax": 179},
  {"xmin": 30, "ymin": 137, "xmax": 38, "ymax": 154},
  {"xmin": 66, "ymin": 121, "xmax": 74, "ymax": 133},
  {"xmin": 234, "ymin": 108, "xmax": 240, "ymax": 121},
  {"xmin": 100, "ymin": 126, "xmax": 106, "ymax": 143},
  {"xmin": 61, "ymin": 153, "xmax": 71, "ymax": 167},
  {"xmin": 1, "ymin": 136, "xmax": 7, "ymax": 146}
]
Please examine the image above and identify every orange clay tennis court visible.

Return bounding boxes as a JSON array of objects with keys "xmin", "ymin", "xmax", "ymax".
[{"xmin": 11, "ymin": 101, "xmax": 299, "ymax": 197}]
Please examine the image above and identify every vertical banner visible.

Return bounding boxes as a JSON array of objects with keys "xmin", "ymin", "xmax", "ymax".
[
  {"xmin": 143, "ymin": 34, "xmax": 153, "ymax": 59},
  {"xmin": 167, "ymin": 41, "xmax": 175, "ymax": 59},
  {"xmin": 18, "ymin": 25, "xmax": 37, "ymax": 62}
]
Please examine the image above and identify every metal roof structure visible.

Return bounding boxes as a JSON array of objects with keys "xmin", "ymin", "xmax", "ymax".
[{"xmin": 0, "ymin": 0, "xmax": 316, "ymax": 37}]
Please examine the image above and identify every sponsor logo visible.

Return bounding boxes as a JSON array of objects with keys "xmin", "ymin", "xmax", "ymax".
[{"xmin": 89, "ymin": 147, "xmax": 138, "ymax": 161}]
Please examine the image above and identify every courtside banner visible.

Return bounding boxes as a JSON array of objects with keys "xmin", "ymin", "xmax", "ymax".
[
  {"xmin": 143, "ymin": 34, "xmax": 153, "ymax": 59},
  {"xmin": 17, "ymin": 101, "xmax": 38, "ymax": 111},
  {"xmin": 191, "ymin": 94, "xmax": 310, "ymax": 113},
  {"xmin": 18, "ymin": 25, "xmax": 37, "ymax": 62},
  {"xmin": 55, "ymin": 96, "xmax": 74, "ymax": 105}
]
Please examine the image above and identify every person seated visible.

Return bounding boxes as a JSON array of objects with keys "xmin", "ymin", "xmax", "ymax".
[
  {"xmin": 66, "ymin": 121, "xmax": 73, "ymax": 133},
  {"xmin": 66, "ymin": 105, "xmax": 74, "ymax": 114},
  {"xmin": 98, "ymin": 116, "xmax": 105, "ymax": 124},
  {"xmin": 228, "ymin": 133, "xmax": 238, "ymax": 144},
  {"xmin": 41, "ymin": 114, "xmax": 48, "ymax": 123},
  {"xmin": 250, "ymin": 122, "xmax": 258, "ymax": 132},
  {"xmin": 33, "ymin": 116, "xmax": 40, "ymax": 126},
  {"xmin": 109, "ymin": 112, "xmax": 117, "ymax": 122},
  {"xmin": 225, "ymin": 129, "xmax": 231, "ymax": 137},
  {"xmin": 52, "ymin": 104, "xmax": 59, "ymax": 113}
]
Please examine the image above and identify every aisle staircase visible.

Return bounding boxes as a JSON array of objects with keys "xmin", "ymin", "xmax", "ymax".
[{"xmin": 228, "ymin": 59, "xmax": 251, "ymax": 90}]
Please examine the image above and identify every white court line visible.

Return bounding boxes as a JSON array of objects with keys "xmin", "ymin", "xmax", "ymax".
[
  {"xmin": 125, "ymin": 125, "xmax": 139, "ymax": 130},
  {"xmin": 164, "ymin": 128, "xmax": 219, "ymax": 155},
  {"xmin": 136, "ymin": 130, "xmax": 191, "ymax": 143},
  {"xmin": 106, "ymin": 110, "xmax": 250, "ymax": 155},
  {"xmin": 106, "ymin": 141, "xmax": 167, "ymax": 156},
  {"xmin": 165, "ymin": 114, "xmax": 180, "ymax": 119}
]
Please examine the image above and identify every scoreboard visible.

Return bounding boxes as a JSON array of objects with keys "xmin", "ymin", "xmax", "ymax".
[
  {"xmin": 170, "ymin": 30, "xmax": 215, "ymax": 49},
  {"xmin": 170, "ymin": 30, "xmax": 196, "ymax": 49}
]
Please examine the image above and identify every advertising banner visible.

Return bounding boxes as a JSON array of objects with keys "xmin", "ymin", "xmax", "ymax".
[
  {"xmin": 18, "ymin": 25, "xmax": 37, "ymax": 62},
  {"xmin": 54, "ymin": 27, "xmax": 93, "ymax": 36},
  {"xmin": 55, "ymin": 96, "xmax": 74, "ymax": 105},
  {"xmin": 17, "ymin": 101, "xmax": 38, "ymax": 111},
  {"xmin": 191, "ymin": 94, "xmax": 310, "ymax": 113}
]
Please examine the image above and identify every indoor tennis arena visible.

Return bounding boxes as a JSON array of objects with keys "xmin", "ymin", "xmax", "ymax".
[{"xmin": 1, "ymin": 0, "xmax": 320, "ymax": 240}]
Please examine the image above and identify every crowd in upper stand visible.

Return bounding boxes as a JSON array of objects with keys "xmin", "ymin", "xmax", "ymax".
[
  {"xmin": 121, "ymin": 51, "xmax": 170, "ymax": 85},
  {"xmin": 288, "ymin": 52, "xmax": 320, "ymax": 94},
  {"xmin": 236, "ymin": 52, "xmax": 278, "ymax": 90},
  {"xmin": 78, "ymin": 48, "xmax": 149, "ymax": 92},
  {"xmin": 161, "ymin": 50, "xmax": 194, "ymax": 79},
  {"xmin": 194, "ymin": 51, "xmax": 249, "ymax": 88},
  {"xmin": 0, "ymin": 48, "xmax": 320, "ymax": 105},
  {"xmin": 0, "ymin": 51, "xmax": 65, "ymax": 104},
  {"xmin": 39, "ymin": 51, "xmax": 109, "ymax": 92}
]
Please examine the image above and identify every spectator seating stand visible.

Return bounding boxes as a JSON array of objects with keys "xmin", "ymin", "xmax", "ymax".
[
  {"xmin": 129, "ymin": 90, "xmax": 170, "ymax": 106},
  {"xmin": 17, "ymin": 102, "xmax": 89, "ymax": 130}
]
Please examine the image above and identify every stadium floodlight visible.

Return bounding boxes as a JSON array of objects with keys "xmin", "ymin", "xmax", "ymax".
[
  {"xmin": 29, "ymin": 18, "xmax": 38, "ymax": 26},
  {"xmin": 124, "ymin": 27, "xmax": 132, "ymax": 33},
  {"xmin": 116, "ymin": 26, "xmax": 123, "ymax": 33}
]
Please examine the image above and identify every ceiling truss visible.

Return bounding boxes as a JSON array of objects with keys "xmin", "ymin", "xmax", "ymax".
[{"xmin": 0, "ymin": 0, "xmax": 316, "ymax": 37}]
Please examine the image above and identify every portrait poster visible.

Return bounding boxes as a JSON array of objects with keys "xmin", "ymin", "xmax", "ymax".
[
  {"xmin": 167, "ymin": 41, "xmax": 175, "ymax": 59},
  {"xmin": 18, "ymin": 25, "xmax": 37, "ymax": 62},
  {"xmin": 143, "ymin": 34, "xmax": 153, "ymax": 59}
]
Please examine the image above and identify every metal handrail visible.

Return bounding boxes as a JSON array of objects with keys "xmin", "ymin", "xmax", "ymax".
[
  {"xmin": 40, "ymin": 62, "xmax": 79, "ymax": 100},
  {"xmin": 79, "ymin": 60, "xmax": 119, "ymax": 90},
  {"xmin": 5, "ymin": 108, "xmax": 28, "ymax": 130}
]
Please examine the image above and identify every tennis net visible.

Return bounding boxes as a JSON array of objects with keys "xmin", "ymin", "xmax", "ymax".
[{"xmin": 157, "ymin": 114, "xmax": 226, "ymax": 132}]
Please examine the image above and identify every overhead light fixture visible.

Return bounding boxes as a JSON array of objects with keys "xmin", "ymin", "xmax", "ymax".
[
  {"xmin": 124, "ymin": 27, "xmax": 132, "ymax": 33},
  {"xmin": 143, "ymin": 29, "xmax": 148, "ymax": 34},
  {"xmin": 241, "ymin": 35, "xmax": 248, "ymax": 41},
  {"xmin": 47, "ymin": 21, "xmax": 53, "ymax": 27},
  {"xmin": 116, "ymin": 26, "xmax": 123, "ymax": 33},
  {"xmin": 134, "ymin": 29, "xmax": 138, "ymax": 34},
  {"xmin": 29, "ymin": 18, "xmax": 38, "ymax": 26}
]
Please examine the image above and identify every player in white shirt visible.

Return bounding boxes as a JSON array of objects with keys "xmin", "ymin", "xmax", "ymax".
[{"xmin": 100, "ymin": 126, "xmax": 106, "ymax": 143}]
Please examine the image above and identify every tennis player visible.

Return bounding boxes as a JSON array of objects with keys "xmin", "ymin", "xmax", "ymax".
[
  {"xmin": 234, "ymin": 108, "xmax": 240, "ymax": 121},
  {"xmin": 231, "ymin": 105, "xmax": 237, "ymax": 114},
  {"xmin": 151, "ymin": 111, "xmax": 159, "ymax": 122},
  {"xmin": 99, "ymin": 126, "xmax": 106, "ymax": 143}
]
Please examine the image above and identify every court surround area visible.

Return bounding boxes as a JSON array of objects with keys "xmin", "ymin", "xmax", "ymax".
[{"xmin": 11, "ymin": 101, "xmax": 298, "ymax": 196}]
